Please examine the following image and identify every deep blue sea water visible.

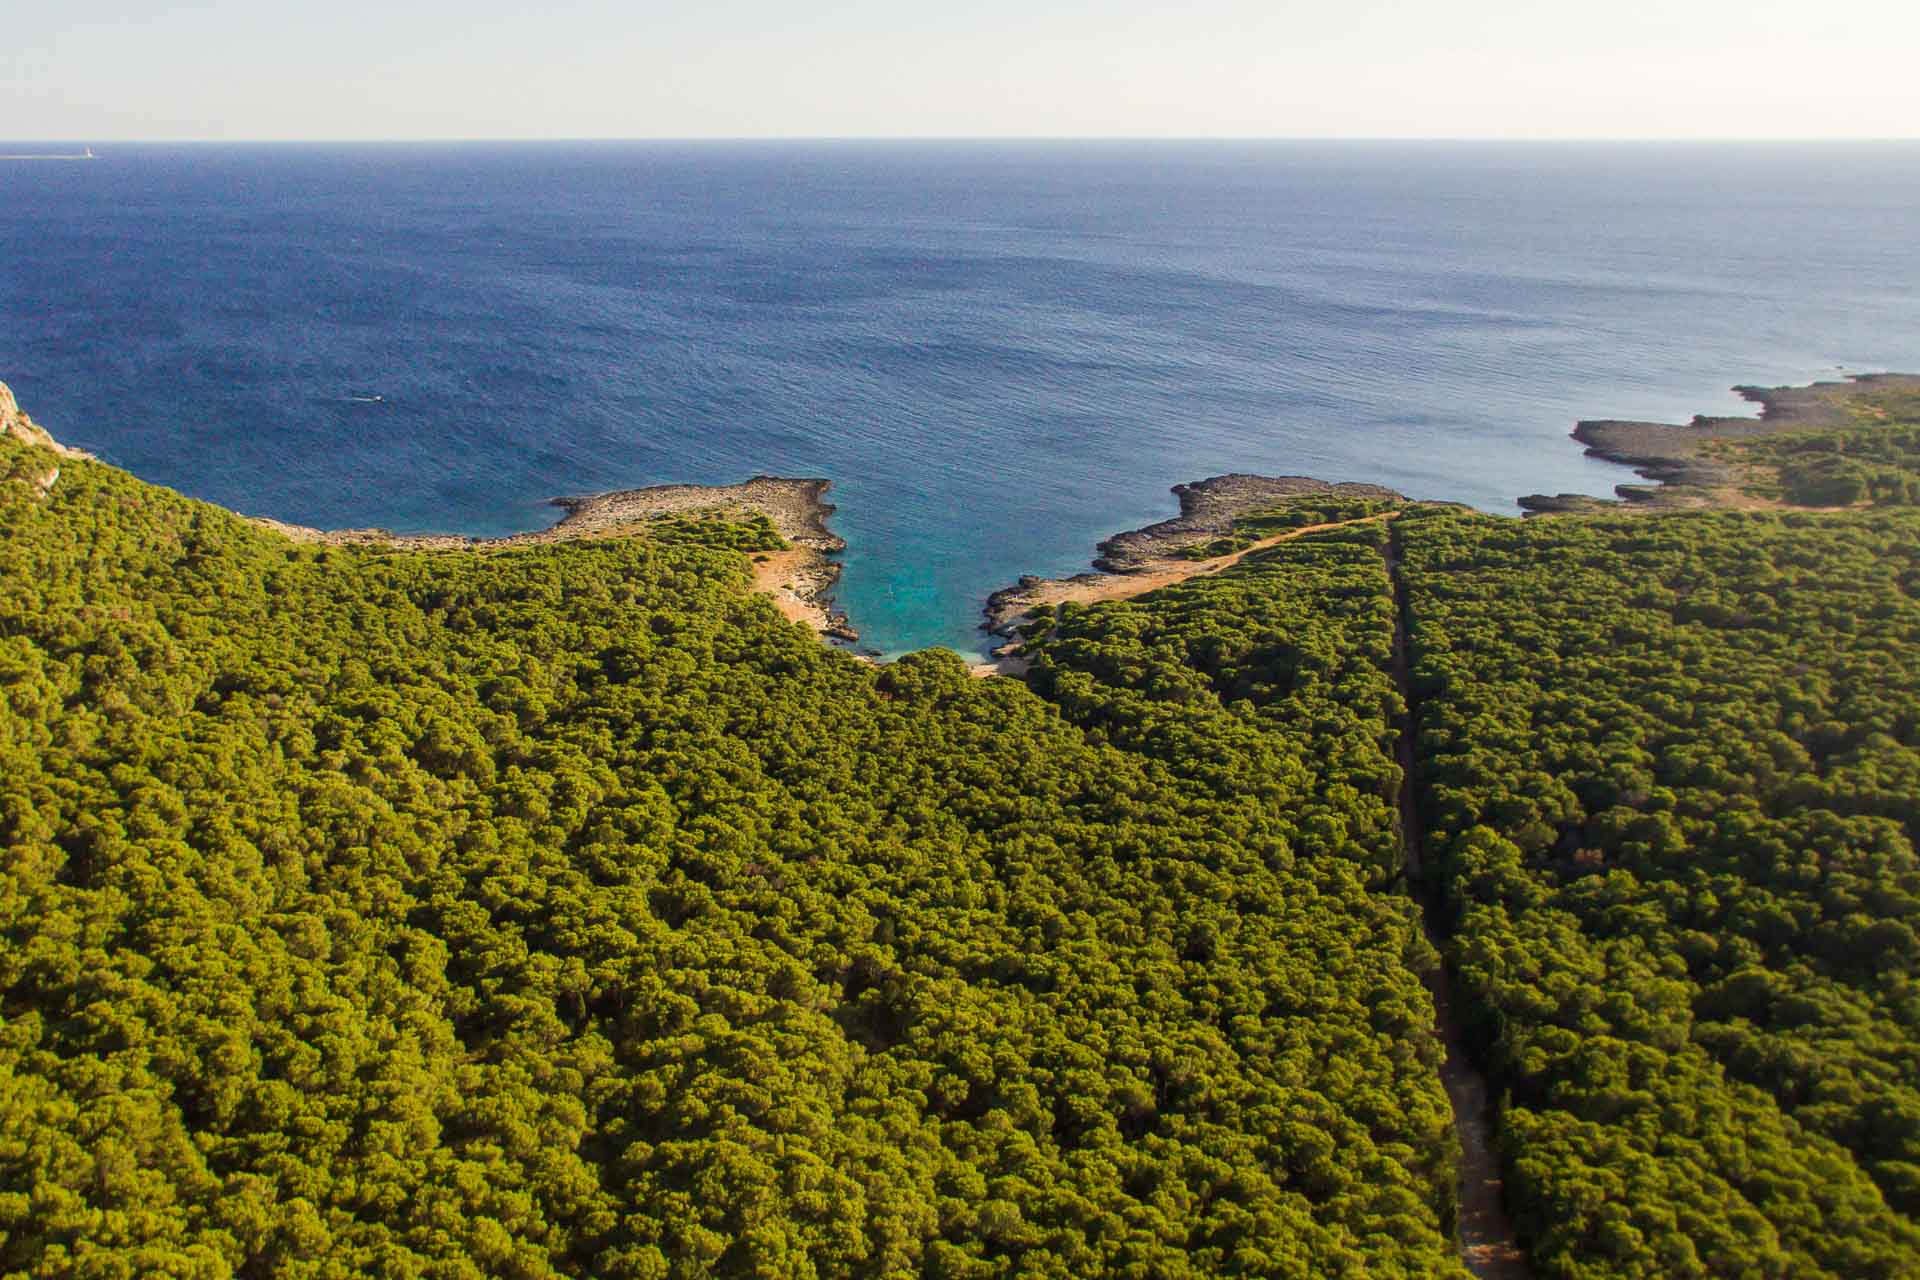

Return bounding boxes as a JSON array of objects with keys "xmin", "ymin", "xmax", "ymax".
[{"xmin": 4, "ymin": 141, "xmax": 1919, "ymax": 655}]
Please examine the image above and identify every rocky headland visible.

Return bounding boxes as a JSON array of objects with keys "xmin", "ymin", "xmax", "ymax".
[
  {"xmin": 976, "ymin": 475, "xmax": 1405, "ymax": 675},
  {"xmin": 977, "ymin": 371, "xmax": 1920, "ymax": 673},
  {"xmin": 264, "ymin": 477, "xmax": 858, "ymax": 641},
  {"xmin": 1520, "ymin": 372, "xmax": 1920, "ymax": 514},
  {"xmin": 0, "ymin": 379, "xmax": 856, "ymax": 642},
  {"xmin": 1088, "ymin": 474, "xmax": 1403, "ymax": 571}
]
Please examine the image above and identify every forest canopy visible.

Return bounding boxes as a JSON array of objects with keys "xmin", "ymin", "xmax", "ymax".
[
  {"xmin": 1399, "ymin": 505, "xmax": 1920, "ymax": 1278},
  {"xmin": 4, "ymin": 403, "xmax": 1920, "ymax": 1278},
  {"xmin": 0, "ymin": 433, "xmax": 1465, "ymax": 1278}
]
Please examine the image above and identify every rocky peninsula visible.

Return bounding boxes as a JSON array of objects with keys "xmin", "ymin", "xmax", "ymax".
[
  {"xmin": 976, "ymin": 371, "xmax": 1920, "ymax": 674},
  {"xmin": 1087, "ymin": 474, "xmax": 1402, "ymax": 571},
  {"xmin": 976, "ymin": 474, "xmax": 1404, "ymax": 674},
  {"xmin": 1, "ymin": 379, "xmax": 857, "ymax": 641},
  {"xmin": 258, "ymin": 476, "xmax": 857, "ymax": 641},
  {"xmin": 1520, "ymin": 372, "xmax": 1920, "ymax": 514}
]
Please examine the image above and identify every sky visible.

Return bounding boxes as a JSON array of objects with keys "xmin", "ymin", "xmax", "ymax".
[{"xmin": 4, "ymin": 0, "xmax": 1918, "ymax": 141}]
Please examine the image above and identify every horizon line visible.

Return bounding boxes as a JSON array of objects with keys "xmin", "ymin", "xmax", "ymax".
[{"xmin": 6, "ymin": 134, "xmax": 1920, "ymax": 147}]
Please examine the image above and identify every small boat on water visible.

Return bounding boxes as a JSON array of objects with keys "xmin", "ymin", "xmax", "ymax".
[{"xmin": 0, "ymin": 146, "xmax": 97, "ymax": 162}]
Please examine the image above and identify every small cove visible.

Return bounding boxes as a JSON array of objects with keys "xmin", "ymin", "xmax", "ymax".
[{"xmin": 5, "ymin": 140, "xmax": 1919, "ymax": 655}]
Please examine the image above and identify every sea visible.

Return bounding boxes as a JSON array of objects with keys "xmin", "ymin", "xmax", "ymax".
[{"xmin": 4, "ymin": 141, "xmax": 1918, "ymax": 656}]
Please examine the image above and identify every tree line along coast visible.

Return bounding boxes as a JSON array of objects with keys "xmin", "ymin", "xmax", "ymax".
[{"xmin": 1, "ymin": 372, "xmax": 1917, "ymax": 1278}]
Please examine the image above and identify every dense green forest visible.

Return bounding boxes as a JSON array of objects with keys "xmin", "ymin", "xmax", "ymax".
[
  {"xmin": 0, "ymin": 433, "xmax": 1467, "ymax": 1278},
  {"xmin": 1014, "ymin": 488, "xmax": 1920, "ymax": 1276},
  {"xmin": 1399, "ymin": 507, "xmax": 1920, "ymax": 1278},
  {"xmin": 8, "ymin": 396, "xmax": 1920, "ymax": 1278},
  {"xmin": 1726, "ymin": 422, "xmax": 1920, "ymax": 506}
]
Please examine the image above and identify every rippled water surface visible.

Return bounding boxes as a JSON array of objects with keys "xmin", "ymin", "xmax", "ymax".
[{"xmin": 5, "ymin": 141, "xmax": 1918, "ymax": 653}]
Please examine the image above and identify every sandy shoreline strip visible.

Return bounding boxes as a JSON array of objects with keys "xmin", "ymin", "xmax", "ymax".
[{"xmin": 252, "ymin": 475, "xmax": 858, "ymax": 641}]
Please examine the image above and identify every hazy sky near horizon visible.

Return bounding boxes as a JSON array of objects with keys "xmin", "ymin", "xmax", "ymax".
[{"xmin": 5, "ymin": 0, "xmax": 1918, "ymax": 141}]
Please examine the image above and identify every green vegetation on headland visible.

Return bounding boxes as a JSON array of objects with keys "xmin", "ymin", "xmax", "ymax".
[
  {"xmin": 1524, "ymin": 372, "xmax": 1920, "ymax": 517},
  {"xmin": 4, "ymin": 375, "xmax": 1920, "ymax": 1278},
  {"xmin": 1172, "ymin": 496, "xmax": 1402, "ymax": 559},
  {"xmin": 1711, "ymin": 387, "xmax": 1920, "ymax": 506}
]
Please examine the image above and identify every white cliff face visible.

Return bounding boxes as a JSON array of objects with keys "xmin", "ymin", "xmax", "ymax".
[
  {"xmin": 0, "ymin": 381, "xmax": 88, "ymax": 498},
  {"xmin": 0, "ymin": 381, "xmax": 88, "ymax": 459}
]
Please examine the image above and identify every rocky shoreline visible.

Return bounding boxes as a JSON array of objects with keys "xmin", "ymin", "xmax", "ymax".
[
  {"xmin": 1519, "ymin": 373, "xmax": 1920, "ymax": 514},
  {"xmin": 3, "ymin": 378, "xmax": 863, "ymax": 641},
  {"xmin": 975, "ymin": 476, "xmax": 1408, "ymax": 674},
  {"xmin": 1088, "ymin": 474, "xmax": 1403, "ymax": 571},
  {"xmin": 546, "ymin": 476, "xmax": 846, "ymax": 551},
  {"xmin": 259, "ymin": 475, "xmax": 859, "ymax": 641},
  {"xmin": 976, "ymin": 370, "xmax": 1920, "ymax": 670},
  {"xmin": 15, "ymin": 368, "xmax": 1918, "ymax": 662}
]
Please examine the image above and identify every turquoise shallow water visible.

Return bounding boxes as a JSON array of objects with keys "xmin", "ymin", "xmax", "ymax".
[{"xmin": 4, "ymin": 141, "xmax": 1919, "ymax": 655}]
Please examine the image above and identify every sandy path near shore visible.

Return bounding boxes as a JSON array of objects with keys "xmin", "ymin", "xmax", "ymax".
[
  {"xmin": 749, "ymin": 548, "xmax": 836, "ymax": 627},
  {"xmin": 970, "ymin": 512, "xmax": 1392, "ymax": 677},
  {"xmin": 1014, "ymin": 513, "xmax": 1390, "ymax": 611}
]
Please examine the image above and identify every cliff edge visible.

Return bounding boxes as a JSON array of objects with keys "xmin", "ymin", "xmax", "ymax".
[{"xmin": 0, "ymin": 381, "xmax": 90, "ymax": 461}]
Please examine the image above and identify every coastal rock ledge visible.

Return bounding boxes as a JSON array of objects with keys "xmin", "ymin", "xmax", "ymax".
[
  {"xmin": 974, "ymin": 474, "xmax": 1405, "ymax": 675},
  {"xmin": 1091, "ymin": 474, "xmax": 1401, "ymax": 572},
  {"xmin": 0, "ymin": 378, "xmax": 857, "ymax": 642},
  {"xmin": 1519, "ymin": 372, "xmax": 1920, "ymax": 513}
]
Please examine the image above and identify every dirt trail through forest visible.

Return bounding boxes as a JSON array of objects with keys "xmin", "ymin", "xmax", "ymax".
[{"xmin": 1384, "ymin": 525, "xmax": 1534, "ymax": 1280}]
